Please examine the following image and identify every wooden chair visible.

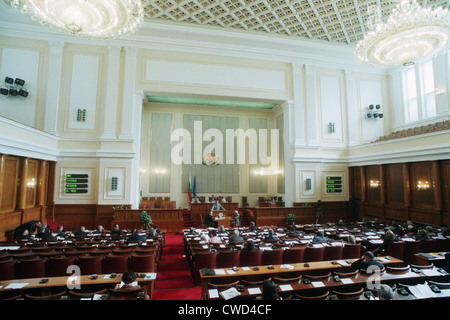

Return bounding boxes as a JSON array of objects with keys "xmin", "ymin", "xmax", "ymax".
[
  {"xmin": 403, "ymin": 240, "xmax": 420, "ymax": 265},
  {"xmin": 46, "ymin": 256, "xmax": 76, "ymax": 277},
  {"xmin": 387, "ymin": 241, "xmax": 405, "ymax": 259},
  {"xmin": 239, "ymin": 250, "xmax": 262, "ymax": 267},
  {"xmin": 216, "ymin": 250, "xmax": 240, "ymax": 268},
  {"xmin": 193, "ymin": 252, "xmax": 218, "ymax": 285},
  {"xmin": 24, "ymin": 291, "xmax": 67, "ymax": 300},
  {"xmin": 15, "ymin": 258, "xmax": 47, "ymax": 279},
  {"xmin": 282, "ymin": 247, "xmax": 305, "ymax": 264},
  {"xmin": 304, "ymin": 246, "xmax": 325, "ymax": 262},
  {"xmin": 273, "ymin": 275, "xmax": 302, "ymax": 283},
  {"xmin": 68, "ymin": 288, "xmax": 108, "ymax": 299},
  {"xmin": 207, "ymin": 280, "xmax": 239, "ymax": 290},
  {"xmin": 304, "ymin": 272, "xmax": 331, "ymax": 280},
  {"xmin": 75, "ymin": 255, "xmax": 104, "ymax": 275},
  {"xmin": 419, "ymin": 239, "xmax": 436, "ymax": 253},
  {"xmin": 386, "ymin": 265, "xmax": 410, "ymax": 273},
  {"xmin": 109, "ymin": 286, "xmax": 148, "ymax": 300},
  {"xmin": 128, "ymin": 253, "xmax": 155, "ymax": 273},
  {"xmin": 261, "ymin": 249, "xmax": 284, "ymax": 266},
  {"xmin": 332, "ymin": 287, "xmax": 364, "ymax": 300},
  {"xmin": 342, "ymin": 243, "xmax": 361, "ymax": 259},
  {"xmin": 295, "ymin": 291, "xmax": 330, "ymax": 300},
  {"xmin": 323, "ymin": 245, "xmax": 343, "ymax": 261},
  {"xmin": 102, "ymin": 254, "xmax": 130, "ymax": 274},
  {"xmin": 0, "ymin": 258, "xmax": 16, "ymax": 281},
  {"xmin": 428, "ymin": 280, "xmax": 450, "ymax": 289}
]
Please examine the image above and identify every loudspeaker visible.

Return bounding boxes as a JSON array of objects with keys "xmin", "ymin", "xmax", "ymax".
[
  {"xmin": 14, "ymin": 78, "xmax": 25, "ymax": 86},
  {"xmin": 5, "ymin": 77, "xmax": 13, "ymax": 85},
  {"xmin": 9, "ymin": 88, "xmax": 18, "ymax": 96},
  {"xmin": 0, "ymin": 88, "xmax": 8, "ymax": 95},
  {"xmin": 18, "ymin": 89, "xmax": 28, "ymax": 97}
]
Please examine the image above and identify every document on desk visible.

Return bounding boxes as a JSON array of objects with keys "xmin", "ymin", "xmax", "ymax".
[
  {"xmin": 209, "ymin": 289, "xmax": 219, "ymax": 299},
  {"xmin": 248, "ymin": 288, "xmax": 262, "ymax": 295},
  {"xmin": 279, "ymin": 284, "xmax": 293, "ymax": 291},
  {"xmin": 421, "ymin": 268, "xmax": 441, "ymax": 277},
  {"xmin": 312, "ymin": 281, "xmax": 325, "ymax": 288},
  {"xmin": 336, "ymin": 260, "xmax": 350, "ymax": 267},
  {"xmin": 214, "ymin": 269, "xmax": 226, "ymax": 275},
  {"xmin": 242, "ymin": 267, "xmax": 250, "ymax": 271},
  {"xmin": 280, "ymin": 264, "xmax": 294, "ymax": 270},
  {"xmin": 341, "ymin": 278, "xmax": 353, "ymax": 284},
  {"xmin": 5, "ymin": 283, "xmax": 29, "ymax": 289},
  {"xmin": 408, "ymin": 284, "xmax": 437, "ymax": 299}
]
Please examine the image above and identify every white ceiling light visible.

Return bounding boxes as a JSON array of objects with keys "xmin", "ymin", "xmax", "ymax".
[
  {"xmin": 10, "ymin": 0, "xmax": 144, "ymax": 40},
  {"xmin": 355, "ymin": 0, "xmax": 450, "ymax": 67}
]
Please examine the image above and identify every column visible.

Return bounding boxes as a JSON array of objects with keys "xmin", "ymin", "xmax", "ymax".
[
  {"xmin": 304, "ymin": 64, "xmax": 319, "ymax": 146},
  {"xmin": 282, "ymin": 101, "xmax": 295, "ymax": 207},
  {"xmin": 292, "ymin": 63, "xmax": 307, "ymax": 147},
  {"xmin": 101, "ymin": 45, "xmax": 122, "ymax": 140},
  {"xmin": 17, "ymin": 158, "xmax": 29, "ymax": 211},
  {"xmin": 131, "ymin": 91, "xmax": 145, "ymax": 209},
  {"xmin": 344, "ymin": 70, "xmax": 359, "ymax": 146},
  {"xmin": 44, "ymin": 41, "xmax": 65, "ymax": 135},
  {"xmin": 119, "ymin": 46, "xmax": 139, "ymax": 140}
]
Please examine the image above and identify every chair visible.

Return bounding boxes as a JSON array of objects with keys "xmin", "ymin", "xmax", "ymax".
[
  {"xmin": 239, "ymin": 250, "xmax": 262, "ymax": 267},
  {"xmin": 24, "ymin": 291, "xmax": 67, "ymax": 300},
  {"xmin": 0, "ymin": 258, "xmax": 16, "ymax": 281},
  {"xmin": 411, "ymin": 264, "xmax": 433, "ymax": 269},
  {"xmin": 193, "ymin": 252, "xmax": 218, "ymax": 285},
  {"xmin": 333, "ymin": 269, "xmax": 359, "ymax": 278},
  {"xmin": 75, "ymin": 255, "xmax": 104, "ymax": 275},
  {"xmin": 46, "ymin": 256, "xmax": 76, "ymax": 277},
  {"xmin": 128, "ymin": 253, "xmax": 155, "ymax": 273},
  {"xmin": 428, "ymin": 280, "xmax": 450, "ymax": 289},
  {"xmin": 304, "ymin": 246, "xmax": 324, "ymax": 262},
  {"xmin": 68, "ymin": 288, "xmax": 108, "ymax": 299},
  {"xmin": 282, "ymin": 247, "xmax": 305, "ymax": 264},
  {"xmin": 403, "ymin": 240, "xmax": 420, "ymax": 265},
  {"xmin": 304, "ymin": 272, "xmax": 331, "ymax": 281},
  {"xmin": 387, "ymin": 241, "xmax": 405, "ymax": 259},
  {"xmin": 261, "ymin": 249, "xmax": 284, "ymax": 266},
  {"xmin": 216, "ymin": 250, "xmax": 240, "ymax": 268},
  {"xmin": 102, "ymin": 254, "xmax": 130, "ymax": 274},
  {"xmin": 295, "ymin": 291, "xmax": 330, "ymax": 300},
  {"xmin": 386, "ymin": 265, "xmax": 410, "ymax": 273},
  {"xmin": 323, "ymin": 245, "xmax": 343, "ymax": 261},
  {"xmin": 419, "ymin": 239, "xmax": 436, "ymax": 253},
  {"xmin": 332, "ymin": 287, "xmax": 364, "ymax": 300},
  {"xmin": 342, "ymin": 243, "xmax": 361, "ymax": 259},
  {"xmin": 273, "ymin": 275, "xmax": 302, "ymax": 283},
  {"xmin": 15, "ymin": 258, "xmax": 47, "ymax": 279},
  {"xmin": 207, "ymin": 280, "xmax": 239, "ymax": 291},
  {"xmin": 108, "ymin": 286, "xmax": 148, "ymax": 300},
  {"xmin": 435, "ymin": 237, "xmax": 450, "ymax": 252}
]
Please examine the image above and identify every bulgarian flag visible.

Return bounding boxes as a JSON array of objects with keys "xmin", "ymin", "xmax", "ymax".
[{"xmin": 188, "ymin": 175, "xmax": 192, "ymax": 203}]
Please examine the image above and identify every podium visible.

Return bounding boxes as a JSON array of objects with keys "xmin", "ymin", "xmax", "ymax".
[{"xmin": 212, "ymin": 210, "xmax": 232, "ymax": 228}]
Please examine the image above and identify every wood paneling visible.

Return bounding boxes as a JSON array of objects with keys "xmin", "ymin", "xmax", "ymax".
[
  {"xmin": 350, "ymin": 160, "xmax": 449, "ymax": 227},
  {"xmin": 250, "ymin": 206, "xmax": 314, "ymax": 226},
  {"xmin": 0, "ymin": 156, "xmax": 19, "ymax": 213},
  {"xmin": 113, "ymin": 209, "xmax": 183, "ymax": 233}
]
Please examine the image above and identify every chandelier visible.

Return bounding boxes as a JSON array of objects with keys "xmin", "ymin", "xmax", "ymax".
[
  {"xmin": 10, "ymin": 0, "xmax": 144, "ymax": 40},
  {"xmin": 355, "ymin": 0, "xmax": 450, "ymax": 67}
]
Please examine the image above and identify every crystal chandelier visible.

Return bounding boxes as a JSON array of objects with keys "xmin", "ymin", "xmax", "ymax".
[
  {"xmin": 10, "ymin": 0, "xmax": 144, "ymax": 40},
  {"xmin": 355, "ymin": 0, "xmax": 450, "ymax": 67}
]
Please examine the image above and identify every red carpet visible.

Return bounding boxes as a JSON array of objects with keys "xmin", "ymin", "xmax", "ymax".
[{"xmin": 152, "ymin": 233, "xmax": 202, "ymax": 300}]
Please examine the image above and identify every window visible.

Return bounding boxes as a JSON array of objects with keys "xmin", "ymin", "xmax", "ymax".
[
  {"xmin": 421, "ymin": 60, "xmax": 436, "ymax": 118},
  {"xmin": 404, "ymin": 68, "xmax": 418, "ymax": 123},
  {"xmin": 402, "ymin": 59, "xmax": 437, "ymax": 124}
]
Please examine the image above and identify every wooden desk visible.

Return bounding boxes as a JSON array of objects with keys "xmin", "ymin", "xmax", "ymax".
[
  {"xmin": 199, "ymin": 256, "xmax": 402, "ymax": 299},
  {"xmin": 250, "ymin": 206, "xmax": 314, "ymax": 227},
  {"xmin": 0, "ymin": 273, "xmax": 156, "ymax": 300},
  {"xmin": 415, "ymin": 252, "xmax": 449, "ymax": 266},
  {"xmin": 113, "ymin": 209, "xmax": 182, "ymax": 233},
  {"xmin": 203, "ymin": 264, "xmax": 448, "ymax": 300},
  {"xmin": 191, "ymin": 203, "xmax": 239, "ymax": 225}
]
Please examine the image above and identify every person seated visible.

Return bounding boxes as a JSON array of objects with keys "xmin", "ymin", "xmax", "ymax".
[
  {"xmin": 286, "ymin": 226, "xmax": 299, "ymax": 237},
  {"xmin": 263, "ymin": 229, "xmax": 279, "ymax": 242},
  {"xmin": 221, "ymin": 197, "xmax": 227, "ymax": 203},
  {"xmin": 229, "ymin": 229, "xmax": 244, "ymax": 244},
  {"xmin": 187, "ymin": 227, "xmax": 199, "ymax": 235},
  {"xmin": 242, "ymin": 240, "xmax": 259, "ymax": 252},
  {"xmin": 96, "ymin": 225, "xmax": 105, "ymax": 233},
  {"xmin": 418, "ymin": 229, "xmax": 431, "ymax": 241},
  {"xmin": 312, "ymin": 231, "xmax": 328, "ymax": 243},
  {"xmin": 205, "ymin": 211, "xmax": 218, "ymax": 228},
  {"xmin": 347, "ymin": 234, "xmax": 357, "ymax": 244},
  {"xmin": 110, "ymin": 224, "xmax": 123, "ymax": 235},
  {"xmin": 36, "ymin": 223, "xmax": 57, "ymax": 241},
  {"xmin": 377, "ymin": 284, "xmax": 394, "ymax": 300},
  {"xmin": 256, "ymin": 280, "xmax": 281, "ymax": 300},
  {"xmin": 148, "ymin": 226, "xmax": 159, "ymax": 238},
  {"xmin": 54, "ymin": 225, "xmax": 70, "ymax": 238},
  {"xmin": 351, "ymin": 251, "xmax": 384, "ymax": 272},
  {"xmin": 114, "ymin": 270, "xmax": 149, "ymax": 300},
  {"xmin": 425, "ymin": 226, "xmax": 437, "ymax": 237},
  {"xmin": 73, "ymin": 226, "xmax": 88, "ymax": 238},
  {"xmin": 208, "ymin": 230, "xmax": 222, "ymax": 244},
  {"xmin": 13, "ymin": 220, "xmax": 41, "ymax": 239},
  {"xmin": 191, "ymin": 196, "xmax": 201, "ymax": 203},
  {"xmin": 248, "ymin": 221, "xmax": 259, "ymax": 231},
  {"xmin": 128, "ymin": 229, "xmax": 146, "ymax": 242},
  {"xmin": 438, "ymin": 224, "xmax": 450, "ymax": 238},
  {"xmin": 217, "ymin": 225, "xmax": 227, "ymax": 235}
]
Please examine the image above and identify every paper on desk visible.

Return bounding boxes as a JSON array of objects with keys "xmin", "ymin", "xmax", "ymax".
[
  {"xmin": 341, "ymin": 278, "xmax": 353, "ymax": 284},
  {"xmin": 227, "ymin": 270, "xmax": 236, "ymax": 274},
  {"xmin": 280, "ymin": 264, "xmax": 294, "ymax": 270},
  {"xmin": 248, "ymin": 288, "xmax": 262, "ymax": 295},
  {"xmin": 214, "ymin": 269, "xmax": 226, "ymax": 275},
  {"xmin": 421, "ymin": 268, "xmax": 441, "ymax": 277},
  {"xmin": 209, "ymin": 289, "xmax": 219, "ymax": 299},
  {"xmin": 336, "ymin": 260, "xmax": 350, "ymax": 267},
  {"xmin": 279, "ymin": 284, "xmax": 293, "ymax": 291},
  {"xmin": 5, "ymin": 283, "xmax": 29, "ymax": 289},
  {"xmin": 242, "ymin": 267, "xmax": 250, "ymax": 271},
  {"xmin": 408, "ymin": 284, "xmax": 437, "ymax": 299},
  {"xmin": 144, "ymin": 273, "xmax": 157, "ymax": 280},
  {"xmin": 312, "ymin": 281, "xmax": 325, "ymax": 288}
]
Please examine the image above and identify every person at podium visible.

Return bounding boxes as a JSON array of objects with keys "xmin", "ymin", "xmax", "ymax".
[{"xmin": 211, "ymin": 200, "xmax": 225, "ymax": 211}]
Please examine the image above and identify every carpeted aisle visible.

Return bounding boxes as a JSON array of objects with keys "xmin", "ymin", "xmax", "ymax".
[{"xmin": 152, "ymin": 233, "xmax": 202, "ymax": 300}]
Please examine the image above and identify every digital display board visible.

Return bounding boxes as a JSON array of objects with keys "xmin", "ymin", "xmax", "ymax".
[
  {"xmin": 326, "ymin": 176, "xmax": 342, "ymax": 193},
  {"xmin": 65, "ymin": 174, "xmax": 89, "ymax": 194}
]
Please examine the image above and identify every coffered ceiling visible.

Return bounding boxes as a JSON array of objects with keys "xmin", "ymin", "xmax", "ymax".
[{"xmin": 141, "ymin": 0, "xmax": 450, "ymax": 45}]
